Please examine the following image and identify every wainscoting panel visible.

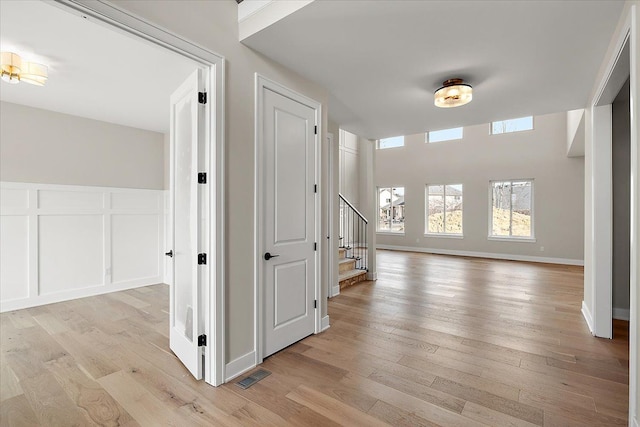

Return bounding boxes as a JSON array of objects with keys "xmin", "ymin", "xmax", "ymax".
[{"xmin": 0, "ymin": 182, "xmax": 166, "ymax": 312}]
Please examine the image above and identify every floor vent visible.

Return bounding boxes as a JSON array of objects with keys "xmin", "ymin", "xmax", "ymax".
[{"xmin": 235, "ymin": 369, "xmax": 271, "ymax": 389}]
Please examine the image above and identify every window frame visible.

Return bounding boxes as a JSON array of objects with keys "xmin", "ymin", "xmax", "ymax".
[
  {"xmin": 377, "ymin": 136, "xmax": 405, "ymax": 150},
  {"xmin": 425, "ymin": 183, "xmax": 464, "ymax": 238},
  {"xmin": 488, "ymin": 179, "xmax": 536, "ymax": 242},
  {"xmin": 425, "ymin": 127, "xmax": 464, "ymax": 143},
  {"xmin": 376, "ymin": 186, "xmax": 405, "ymax": 234},
  {"xmin": 490, "ymin": 116, "xmax": 534, "ymax": 135}
]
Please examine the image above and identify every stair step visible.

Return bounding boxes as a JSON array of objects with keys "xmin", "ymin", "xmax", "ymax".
[
  {"xmin": 338, "ymin": 269, "xmax": 367, "ymax": 290},
  {"xmin": 339, "ymin": 257, "xmax": 356, "ymax": 273},
  {"xmin": 338, "ymin": 247, "xmax": 347, "ymax": 259}
]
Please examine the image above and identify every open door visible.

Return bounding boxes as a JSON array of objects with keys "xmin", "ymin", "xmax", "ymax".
[{"xmin": 168, "ymin": 69, "xmax": 206, "ymax": 379}]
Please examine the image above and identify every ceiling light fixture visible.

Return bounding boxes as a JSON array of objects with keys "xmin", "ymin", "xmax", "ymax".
[
  {"xmin": 434, "ymin": 78, "xmax": 472, "ymax": 108},
  {"xmin": 1, "ymin": 51, "xmax": 48, "ymax": 86}
]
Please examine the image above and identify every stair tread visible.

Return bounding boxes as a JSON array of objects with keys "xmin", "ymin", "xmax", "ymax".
[
  {"xmin": 338, "ymin": 269, "xmax": 367, "ymax": 281},
  {"xmin": 338, "ymin": 258, "xmax": 356, "ymax": 265}
]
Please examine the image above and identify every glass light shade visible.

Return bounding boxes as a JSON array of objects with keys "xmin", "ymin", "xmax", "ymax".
[
  {"xmin": 1, "ymin": 52, "xmax": 22, "ymax": 84},
  {"xmin": 434, "ymin": 79, "xmax": 473, "ymax": 108},
  {"xmin": 21, "ymin": 62, "xmax": 48, "ymax": 86}
]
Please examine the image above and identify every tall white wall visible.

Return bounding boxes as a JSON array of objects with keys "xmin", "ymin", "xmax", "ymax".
[
  {"xmin": 109, "ymin": 0, "xmax": 329, "ymax": 373},
  {"xmin": 0, "ymin": 101, "xmax": 166, "ymax": 190},
  {"xmin": 339, "ymin": 129, "xmax": 361, "ymax": 208},
  {"xmin": 375, "ymin": 112, "xmax": 584, "ymax": 263}
]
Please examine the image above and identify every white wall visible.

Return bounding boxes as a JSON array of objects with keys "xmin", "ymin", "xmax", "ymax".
[
  {"xmin": 0, "ymin": 101, "xmax": 166, "ymax": 190},
  {"xmin": 339, "ymin": 128, "xmax": 361, "ymax": 208},
  {"xmin": 109, "ymin": 0, "xmax": 329, "ymax": 375},
  {"xmin": 375, "ymin": 112, "xmax": 585, "ymax": 264},
  {"xmin": 0, "ymin": 182, "xmax": 165, "ymax": 312}
]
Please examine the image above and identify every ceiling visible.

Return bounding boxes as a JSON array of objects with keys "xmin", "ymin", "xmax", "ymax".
[
  {"xmin": 0, "ymin": 0, "xmax": 198, "ymax": 134},
  {"xmin": 242, "ymin": 0, "xmax": 625, "ymax": 139}
]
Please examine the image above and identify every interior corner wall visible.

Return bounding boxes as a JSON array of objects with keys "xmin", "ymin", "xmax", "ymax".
[
  {"xmin": 0, "ymin": 101, "xmax": 165, "ymax": 190},
  {"xmin": 375, "ymin": 111, "xmax": 585, "ymax": 263},
  {"xmin": 612, "ymin": 78, "xmax": 631, "ymax": 318},
  {"xmin": 339, "ymin": 128, "xmax": 361, "ymax": 209},
  {"xmin": 108, "ymin": 0, "xmax": 329, "ymax": 371}
]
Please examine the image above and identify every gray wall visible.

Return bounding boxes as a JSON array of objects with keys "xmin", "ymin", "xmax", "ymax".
[
  {"xmin": 612, "ymin": 78, "xmax": 631, "ymax": 314},
  {"xmin": 375, "ymin": 112, "xmax": 585, "ymax": 262},
  {"xmin": 110, "ymin": 0, "xmax": 329, "ymax": 363},
  {"xmin": 0, "ymin": 101, "xmax": 166, "ymax": 190}
]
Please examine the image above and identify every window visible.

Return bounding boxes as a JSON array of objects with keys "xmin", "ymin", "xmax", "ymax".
[
  {"xmin": 491, "ymin": 116, "xmax": 533, "ymax": 134},
  {"xmin": 490, "ymin": 180, "xmax": 534, "ymax": 239},
  {"xmin": 377, "ymin": 187, "xmax": 405, "ymax": 233},
  {"xmin": 426, "ymin": 127, "xmax": 463, "ymax": 143},
  {"xmin": 378, "ymin": 136, "xmax": 404, "ymax": 149},
  {"xmin": 426, "ymin": 184, "xmax": 463, "ymax": 235}
]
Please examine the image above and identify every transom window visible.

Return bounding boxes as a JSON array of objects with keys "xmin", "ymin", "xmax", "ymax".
[
  {"xmin": 490, "ymin": 180, "xmax": 534, "ymax": 239},
  {"xmin": 378, "ymin": 136, "xmax": 404, "ymax": 149},
  {"xmin": 377, "ymin": 187, "xmax": 405, "ymax": 233},
  {"xmin": 426, "ymin": 127, "xmax": 463, "ymax": 143},
  {"xmin": 426, "ymin": 184, "xmax": 463, "ymax": 235},
  {"xmin": 491, "ymin": 116, "xmax": 533, "ymax": 134}
]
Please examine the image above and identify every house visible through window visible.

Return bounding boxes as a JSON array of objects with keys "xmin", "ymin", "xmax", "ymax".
[
  {"xmin": 491, "ymin": 116, "xmax": 533, "ymax": 134},
  {"xmin": 490, "ymin": 180, "xmax": 533, "ymax": 238},
  {"xmin": 377, "ymin": 187, "xmax": 405, "ymax": 233},
  {"xmin": 426, "ymin": 127, "xmax": 463, "ymax": 143},
  {"xmin": 426, "ymin": 184, "xmax": 463, "ymax": 235},
  {"xmin": 378, "ymin": 136, "xmax": 404, "ymax": 149}
]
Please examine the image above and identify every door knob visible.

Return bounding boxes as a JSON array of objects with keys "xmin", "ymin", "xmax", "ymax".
[
  {"xmin": 264, "ymin": 252, "xmax": 280, "ymax": 261},
  {"xmin": 165, "ymin": 250, "xmax": 173, "ymax": 257}
]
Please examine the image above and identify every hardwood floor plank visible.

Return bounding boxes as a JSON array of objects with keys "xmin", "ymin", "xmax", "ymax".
[
  {"xmin": 461, "ymin": 401, "xmax": 539, "ymax": 427},
  {"xmin": 0, "ymin": 394, "xmax": 39, "ymax": 427},
  {"xmin": 367, "ymin": 400, "xmax": 440, "ymax": 427},
  {"xmin": 285, "ymin": 384, "xmax": 390, "ymax": 427}
]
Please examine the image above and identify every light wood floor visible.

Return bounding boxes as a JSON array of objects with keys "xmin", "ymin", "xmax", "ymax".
[{"xmin": 1, "ymin": 250, "xmax": 629, "ymax": 426}]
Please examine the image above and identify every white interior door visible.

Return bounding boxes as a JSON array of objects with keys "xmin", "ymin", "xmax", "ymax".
[
  {"xmin": 169, "ymin": 69, "xmax": 205, "ymax": 378},
  {"xmin": 262, "ymin": 87, "xmax": 317, "ymax": 357}
]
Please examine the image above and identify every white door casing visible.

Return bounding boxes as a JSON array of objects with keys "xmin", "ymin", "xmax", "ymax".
[
  {"xmin": 255, "ymin": 75, "xmax": 321, "ymax": 361},
  {"xmin": 169, "ymin": 69, "xmax": 206, "ymax": 379}
]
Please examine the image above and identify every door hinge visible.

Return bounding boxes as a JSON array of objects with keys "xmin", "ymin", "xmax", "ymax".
[
  {"xmin": 198, "ymin": 334, "xmax": 207, "ymax": 346},
  {"xmin": 198, "ymin": 172, "xmax": 207, "ymax": 184},
  {"xmin": 314, "ymin": 125, "xmax": 317, "ymax": 135},
  {"xmin": 198, "ymin": 253, "xmax": 207, "ymax": 265},
  {"xmin": 314, "ymin": 184, "xmax": 317, "ymax": 193},
  {"xmin": 314, "ymin": 242, "xmax": 317, "ymax": 251},
  {"xmin": 198, "ymin": 92, "xmax": 207, "ymax": 104},
  {"xmin": 314, "ymin": 300, "xmax": 317, "ymax": 309}
]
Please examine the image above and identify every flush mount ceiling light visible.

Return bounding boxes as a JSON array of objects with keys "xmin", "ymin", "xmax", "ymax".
[
  {"xmin": 1, "ymin": 51, "xmax": 48, "ymax": 86},
  {"xmin": 434, "ymin": 78, "xmax": 472, "ymax": 108}
]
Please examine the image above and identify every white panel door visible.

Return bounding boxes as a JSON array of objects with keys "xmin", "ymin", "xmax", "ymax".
[
  {"xmin": 169, "ymin": 69, "xmax": 205, "ymax": 379},
  {"xmin": 263, "ymin": 88, "xmax": 316, "ymax": 357}
]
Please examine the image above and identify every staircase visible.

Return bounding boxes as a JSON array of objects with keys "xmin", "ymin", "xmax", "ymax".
[
  {"xmin": 338, "ymin": 193, "xmax": 368, "ymax": 289},
  {"xmin": 338, "ymin": 247, "xmax": 367, "ymax": 289}
]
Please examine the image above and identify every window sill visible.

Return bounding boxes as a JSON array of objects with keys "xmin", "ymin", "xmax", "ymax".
[
  {"xmin": 424, "ymin": 233, "xmax": 464, "ymax": 239},
  {"xmin": 488, "ymin": 236, "xmax": 536, "ymax": 243},
  {"xmin": 377, "ymin": 231, "xmax": 405, "ymax": 236}
]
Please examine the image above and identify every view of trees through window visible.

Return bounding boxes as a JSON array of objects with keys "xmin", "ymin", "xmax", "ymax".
[
  {"xmin": 491, "ymin": 116, "xmax": 533, "ymax": 134},
  {"xmin": 426, "ymin": 184, "xmax": 463, "ymax": 234},
  {"xmin": 491, "ymin": 180, "xmax": 533, "ymax": 237},
  {"xmin": 378, "ymin": 136, "xmax": 404, "ymax": 149},
  {"xmin": 377, "ymin": 187, "xmax": 405, "ymax": 232}
]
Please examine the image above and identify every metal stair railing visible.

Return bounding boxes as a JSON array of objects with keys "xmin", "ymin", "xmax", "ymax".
[{"xmin": 338, "ymin": 193, "xmax": 368, "ymax": 272}]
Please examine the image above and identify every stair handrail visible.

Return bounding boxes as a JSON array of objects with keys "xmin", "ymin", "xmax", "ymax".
[{"xmin": 338, "ymin": 193, "xmax": 368, "ymax": 224}]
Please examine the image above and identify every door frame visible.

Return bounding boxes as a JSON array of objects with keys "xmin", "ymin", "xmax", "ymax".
[
  {"xmin": 586, "ymin": 3, "xmax": 637, "ymax": 423},
  {"xmin": 326, "ymin": 132, "xmax": 339, "ymax": 298},
  {"xmin": 254, "ymin": 74, "xmax": 322, "ymax": 365},
  {"xmin": 53, "ymin": 0, "xmax": 226, "ymax": 386}
]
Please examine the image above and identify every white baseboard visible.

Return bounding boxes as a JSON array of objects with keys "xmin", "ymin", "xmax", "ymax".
[
  {"xmin": 613, "ymin": 307, "xmax": 630, "ymax": 321},
  {"xmin": 376, "ymin": 244, "xmax": 584, "ymax": 266},
  {"xmin": 366, "ymin": 272, "xmax": 378, "ymax": 280},
  {"xmin": 321, "ymin": 315, "xmax": 330, "ymax": 332},
  {"xmin": 224, "ymin": 351, "xmax": 256, "ymax": 382},
  {"xmin": 582, "ymin": 301, "xmax": 595, "ymax": 335},
  {"xmin": 1, "ymin": 279, "xmax": 165, "ymax": 313},
  {"xmin": 331, "ymin": 284, "xmax": 340, "ymax": 297}
]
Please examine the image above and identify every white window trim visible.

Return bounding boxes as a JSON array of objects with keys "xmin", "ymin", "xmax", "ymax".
[
  {"xmin": 490, "ymin": 116, "xmax": 535, "ymax": 135},
  {"xmin": 488, "ymin": 179, "xmax": 535, "ymax": 240},
  {"xmin": 377, "ymin": 186, "xmax": 405, "ymax": 234},
  {"xmin": 425, "ymin": 184, "xmax": 463, "ymax": 236}
]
